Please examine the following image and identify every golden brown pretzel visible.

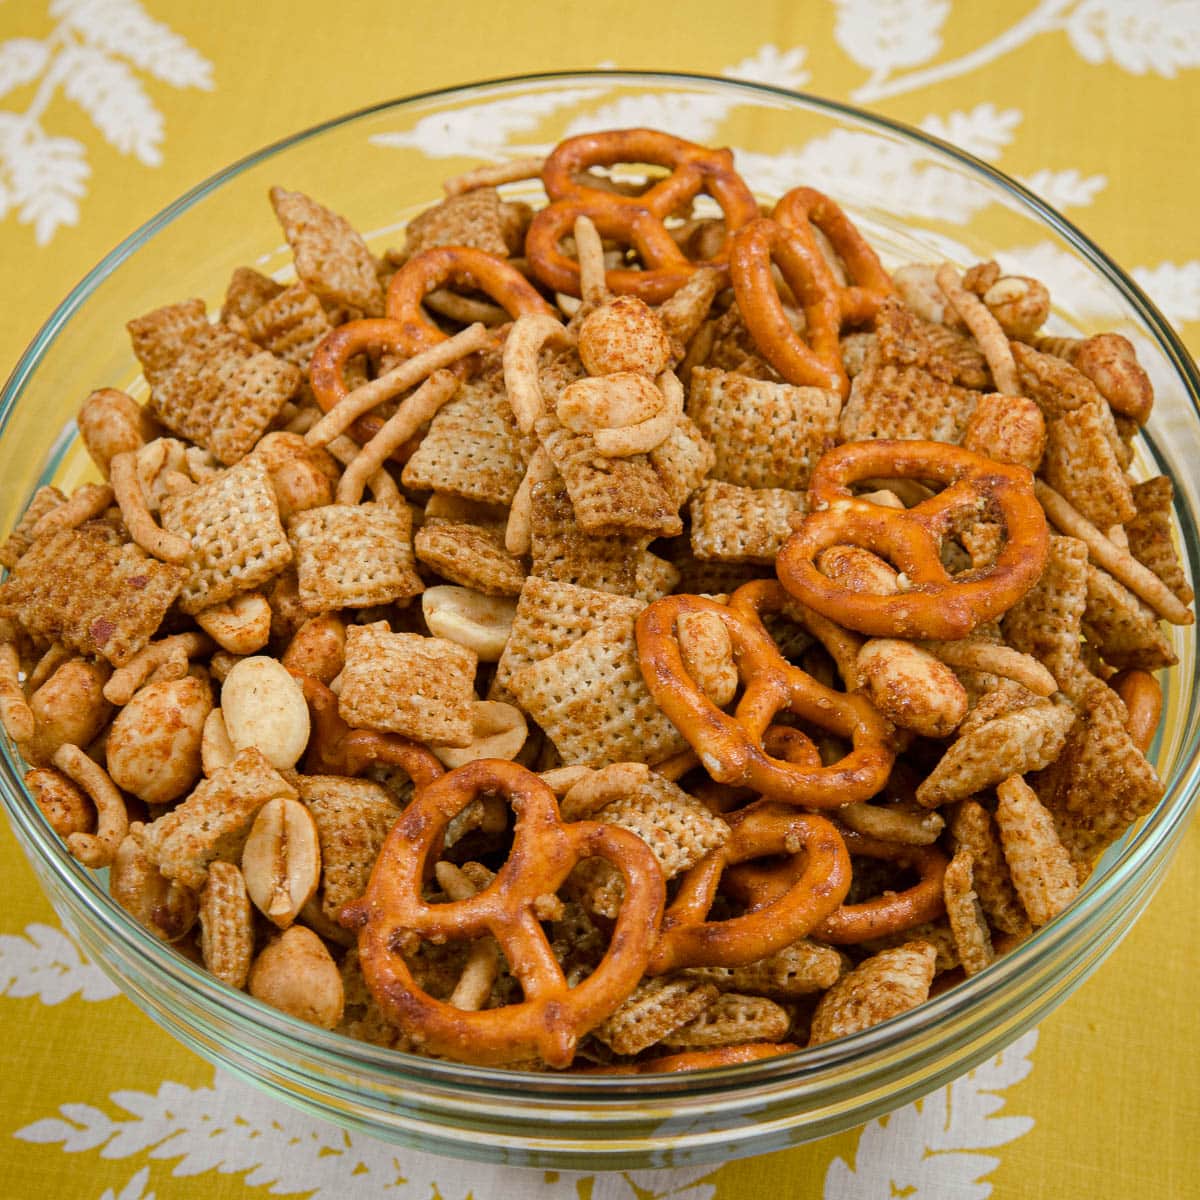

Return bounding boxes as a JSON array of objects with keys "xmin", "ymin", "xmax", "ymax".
[
  {"xmin": 292, "ymin": 673, "xmax": 444, "ymax": 788},
  {"xmin": 777, "ymin": 440, "xmax": 1049, "ymax": 639},
  {"xmin": 341, "ymin": 758, "xmax": 666, "ymax": 1068},
  {"xmin": 635, "ymin": 580, "xmax": 894, "ymax": 807},
  {"xmin": 526, "ymin": 128, "xmax": 759, "ymax": 303},
  {"xmin": 647, "ymin": 800, "xmax": 851, "ymax": 974},
  {"xmin": 723, "ymin": 827, "xmax": 948, "ymax": 945}
]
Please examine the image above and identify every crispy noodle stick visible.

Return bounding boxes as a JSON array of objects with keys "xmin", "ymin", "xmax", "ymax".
[
  {"xmin": 1035, "ymin": 480, "xmax": 1194, "ymax": 625},
  {"xmin": 838, "ymin": 801, "xmax": 944, "ymax": 845},
  {"xmin": 504, "ymin": 445, "xmax": 555, "ymax": 555},
  {"xmin": 442, "ymin": 156, "xmax": 545, "ymax": 197},
  {"xmin": 574, "ymin": 214, "xmax": 610, "ymax": 308},
  {"xmin": 305, "ymin": 323, "xmax": 490, "ymax": 449},
  {"xmin": 55, "ymin": 744, "xmax": 127, "ymax": 868},
  {"xmin": 593, "ymin": 368, "xmax": 684, "ymax": 458},
  {"xmin": 109, "ymin": 450, "xmax": 191, "ymax": 564},
  {"xmin": 29, "ymin": 482, "xmax": 114, "ymax": 542},
  {"xmin": 502, "ymin": 314, "xmax": 574, "ymax": 435},
  {"xmin": 423, "ymin": 288, "xmax": 509, "ymax": 326},
  {"xmin": 103, "ymin": 632, "xmax": 212, "ymax": 705},
  {"xmin": 326, "ymin": 435, "xmax": 402, "ymax": 507},
  {"xmin": 0, "ymin": 625, "xmax": 34, "ymax": 742},
  {"xmin": 433, "ymin": 862, "xmax": 499, "ymax": 1010},
  {"xmin": 936, "ymin": 263, "xmax": 1019, "ymax": 395},
  {"xmin": 26, "ymin": 642, "xmax": 72, "ymax": 693},
  {"xmin": 922, "ymin": 640, "xmax": 1058, "ymax": 697},
  {"xmin": 335, "ymin": 369, "xmax": 460, "ymax": 504}
]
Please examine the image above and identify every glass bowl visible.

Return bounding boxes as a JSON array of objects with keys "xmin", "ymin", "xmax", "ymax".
[{"xmin": 1, "ymin": 70, "xmax": 1197, "ymax": 1171}]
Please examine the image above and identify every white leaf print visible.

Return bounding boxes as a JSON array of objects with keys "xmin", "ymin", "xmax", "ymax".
[
  {"xmin": 100, "ymin": 1165, "xmax": 155, "ymax": 1200},
  {"xmin": 0, "ymin": 38, "xmax": 50, "ymax": 102},
  {"xmin": 369, "ymin": 86, "xmax": 608, "ymax": 160},
  {"xmin": 2, "ymin": 125, "xmax": 90, "ymax": 244},
  {"xmin": 1132, "ymin": 260, "xmax": 1200, "ymax": 324},
  {"xmin": 919, "ymin": 104, "xmax": 1022, "ymax": 161},
  {"xmin": 1065, "ymin": 0, "xmax": 1200, "ymax": 77},
  {"xmin": 0, "ymin": 920, "xmax": 118, "ymax": 1003},
  {"xmin": 1019, "ymin": 168, "xmax": 1107, "ymax": 209},
  {"xmin": 834, "ymin": 0, "xmax": 951, "ymax": 72},
  {"xmin": 50, "ymin": 0, "xmax": 214, "ymax": 89},
  {"xmin": 52, "ymin": 44, "xmax": 163, "ymax": 165},
  {"xmin": 823, "ymin": 1028, "xmax": 1038, "ymax": 1199},
  {"xmin": 16, "ymin": 1067, "xmax": 717, "ymax": 1199},
  {"xmin": 723, "ymin": 44, "xmax": 812, "ymax": 90}
]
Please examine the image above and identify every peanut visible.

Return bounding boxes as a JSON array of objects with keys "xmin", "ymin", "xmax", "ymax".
[
  {"xmin": 855, "ymin": 638, "xmax": 968, "ymax": 738},
  {"xmin": 421, "ymin": 586, "xmax": 516, "ymax": 662},
  {"xmin": 248, "ymin": 926, "xmax": 344, "ymax": 1029},
  {"xmin": 220, "ymin": 656, "xmax": 310, "ymax": 770},
  {"xmin": 281, "ymin": 614, "xmax": 346, "ymax": 683},
  {"xmin": 241, "ymin": 796, "xmax": 321, "ymax": 928},
  {"xmin": 433, "ymin": 701, "xmax": 527, "ymax": 769},
  {"xmin": 23, "ymin": 658, "xmax": 113, "ymax": 767},
  {"xmin": 195, "ymin": 593, "xmax": 272, "ymax": 656}
]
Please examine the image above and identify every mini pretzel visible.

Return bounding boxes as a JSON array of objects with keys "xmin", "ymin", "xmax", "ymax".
[
  {"xmin": 636, "ymin": 580, "xmax": 894, "ymax": 807},
  {"xmin": 526, "ymin": 129, "xmax": 759, "ymax": 303},
  {"xmin": 341, "ymin": 758, "xmax": 666, "ymax": 1067},
  {"xmin": 647, "ymin": 800, "xmax": 851, "ymax": 975},
  {"xmin": 293, "ymin": 673, "xmax": 443, "ymax": 788},
  {"xmin": 777, "ymin": 440, "xmax": 1049, "ymax": 639}
]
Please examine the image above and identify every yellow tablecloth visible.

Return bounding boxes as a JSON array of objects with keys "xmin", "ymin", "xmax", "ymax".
[{"xmin": 1, "ymin": 3, "xmax": 1197, "ymax": 1197}]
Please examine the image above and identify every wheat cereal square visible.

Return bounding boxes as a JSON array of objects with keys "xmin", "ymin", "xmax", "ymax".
[
  {"xmin": 686, "ymin": 366, "xmax": 839, "ymax": 490},
  {"xmin": 685, "ymin": 940, "xmax": 844, "ymax": 998},
  {"xmin": 404, "ymin": 188, "xmax": 511, "ymax": 257},
  {"xmin": 413, "ymin": 521, "xmax": 526, "ymax": 596},
  {"xmin": 1082, "ymin": 563, "xmax": 1177, "ymax": 671},
  {"xmin": 1126, "ymin": 476, "xmax": 1193, "ymax": 605},
  {"xmin": 592, "ymin": 978, "xmax": 719, "ymax": 1056},
  {"xmin": 220, "ymin": 266, "xmax": 285, "ymax": 327},
  {"xmin": 338, "ymin": 622, "xmax": 477, "ymax": 746},
  {"xmin": 0, "ymin": 485, "xmax": 67, "ymax": 569},
  {"xmin": 161, "ymin": 457, "xmax": 293, "ymax": 614},
  {"xmin": 659, "ymin": 992, "xmax": 790, "ymax": 1048},
  {"xmin": 838, "ymin": 355, "xmax": 979, "ymax": 444},
  {"xmin": 647, "ymin": 415, "xmax": 715, "ymax": 508},
  {"xmin": 289, "ymin": 502, "xmax": 424, "ymax": 612},
  {"xmin": 1011, "ymin": 341, "xmax": 1097, "ymax": 419},
  {"xmin": 689, "ymin": 480, "xmax": 807, "ymax": 564},
  {"xmin": 127, "ymin": 298, "xmax": 210, "ymax": 383},
  {"xmin": 1041, "ymin": 398, "xmax": 1137, "ymax": 529},
  {"xmin": 943, "ymin": 849, "xmax": 994, "ymax": 977},
  {"xmin": 0, "ymin": 526, "xmax": 185, "ymax": 666},
  {"xmin": 507, "ymin": 615, "xmax": 688, "ymax": 767},
  {"xmin": 243, "ymin": 283, "xmax": 335, "ymax": 372},
  {"xmin": 994, "ymin": 776, "xmax": 1079, "ymax": 927},
  {"xmin": 269, "ymin": 186, "xmax": 385, "ymax": 316}
]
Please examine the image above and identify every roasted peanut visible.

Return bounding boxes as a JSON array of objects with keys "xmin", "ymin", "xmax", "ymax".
[
  {"xmin": 195, "ymin": 593, "xmax": 273, "ymax": 656},
  {"xmin": 110, "ymin": 822, "xmax": 197, "ymax": 941},
  {"xmin": 248, "ymin": 925, "xmax": 344, "ymax": 1029},
  {"xmin": 982, "ymin": 275, "xmax": 1050, "ymax": 339},
  {"xmin": 962, "ymin": 393, "xmax": 1045, "ymax": 471},
  {"xmin": 200, "ymin": 707, "xmax": 235, "ymax": 776},
  {"xmin": 221, "ymin": 656, "xmax": 310, "ymax": 770},
  {"xmin": 855, "ymin": 638, "xmax": 968, "ymax": 738},
  {"xmin": 433, "ymin": 701, "xmax": 527, "ymax": 769},
  {"xmin": 678, "ymin": 609, "xmax": 738, "ymax": 707},
  {"xmin": 281, "ymin": 614, "xmax": 346, "ymax": 683},
  {"xmin": 421, "ymin": 586, "xmax": 516, "ymax": 662},
  {"xmin": 25, "ymin": 766, "xmax": 93, "ymax": 838},
  {"xmin": 105, "ymin": 675, "xmax": 212, "ymax": 804},
  {"xmin": 22, "ymin": 658, "xmax": 113, "ymax": 766},
  {"xmin": 240, "ymin": 796, "xmax": 321, "ymax": 928},
  {"xmin": 577, "ymin": 295, "xmax": 671, "ymax": 377}
]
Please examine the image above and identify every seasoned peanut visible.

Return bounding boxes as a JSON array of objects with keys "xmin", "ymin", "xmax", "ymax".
[
  {"xmin": 981, "ymin": 274, "xmax": 1050, "ymax": 339},
  {"xmin": 105, "ymin": 675, "xmax": 212, "ymax": 804},
  {"xmin": 195, "ymin": 593, "xmax": 272, "ymax": 656},
  {"xmin": 577, "ymin": 294, "xmax": 672, "ymax": 378},
  {"xmin": 76, "ymin": 387, "xmax": 158, "ymax": 477},
  {"xmin": 25, "ymin": 766, "xmax": 93, "ymax": 838},
  {"xmin": 281, "ymin": 614, "xmax": 346, "ymax": 683},
  {"xmin": 677, "ymin": 609, "xmax": 738, "ymax": 707},
  {"xmin": 855, "ymin": 638, "xmax": 968, "ymax": 738},
  {"xmin": 421, "ymin": 586, "xmax": 516, "ymax": 662},
  {"xmin": 248, "ymin": 925, "xmax": 344, "ymax": 1029},
  {"xmin": 200, "ymin": 707, "xmax": 235, "ymax": 776},
  {"xmin": 221, "ymin": 656, "xmax": 310, "ymax": 770},
  {"xmin": 110, "ymin": 822, "xmax": 198, "ymax": 941},
  {"xmin": 241, "ymin": 796, "xmax": 321, "ymax": 928},
  {"xmin": 23, "ymin": 658, "xmax": 113, "ymax": 767},
  {"xmin": 433, "ymin": 701, "xmax": 527, "ymax": 769},
  {"xmin": 558, "ymin": 372, "xmax": 664, "ymax": 433}
]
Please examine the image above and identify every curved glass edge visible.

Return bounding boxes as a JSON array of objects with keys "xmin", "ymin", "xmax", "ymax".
[{"xmin": 0, "ymin": 70, "xmax": 1197, "ymax": 1116}]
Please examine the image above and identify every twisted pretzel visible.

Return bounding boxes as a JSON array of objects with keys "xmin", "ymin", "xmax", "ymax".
[
  {"xmin": 777, "ymin": 440, "xmax": 1049, "ymax": 639},
  {"xmin": 636, "ymin": 580, "xmax": 894, "ymax": 807},
  {"xmin": 293, "ymin": 673, "xmax": 443, "ymax": 788},
  {"xmin": 341, "ymin": 758, "xmax": 665, "ymax": 1067},
  {"xmin": 647, "ymin": 800, "xmax": 851, "ymax": 975},
  {"xmin": 723, "ymin": 827, "xmax": 948, "ymax": 945},
  {"xmin": 310, "ymin": 245, "xmax": 553, "ymax": 449},
  {"xmin": 526, "ymin": 129, "xmax": 759, "ymax": 303}
]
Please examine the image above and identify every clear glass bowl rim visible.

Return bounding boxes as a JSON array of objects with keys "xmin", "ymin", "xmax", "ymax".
[{"xmin": 1, "ymin": 68, "xmax": 1197, "ymax": 1109}]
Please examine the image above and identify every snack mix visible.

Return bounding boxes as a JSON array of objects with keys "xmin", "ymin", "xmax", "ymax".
[{"xmin": 2, "ymin": 128, "xmax": 1193, "ymax": 1073}]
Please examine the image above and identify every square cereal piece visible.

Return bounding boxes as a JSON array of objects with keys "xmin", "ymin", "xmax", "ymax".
[
  {"xmin": 536, "ymin": 418, "xmax": 682, "ymax": 538},
  {"xmin": 685, "ymin": 940, "xmax": 843, "ymax": 998},
  {"xmin": 529, "ymin": 476, "xmax": 645, "ymax": 595},
  {"xmin": 300, "ymin": 775, "xmax": 401, "ymax": 920},
  {"xmin": 404, "ymin": 188, "xmax": 512, "ymax": 258},
  {"xmin": 687, "ymin": 366, "xmax": 839, "ymax": 490},
  {"xmin": 401, "ymin": 366, "xmax": 528, "ymax": 506},
  {"xmin": 873, "ymin": 297, "xmax": 989, "ymax": 387},
  {"xmin": 1126, "ymin": 476, "xmax": 1194, "ymax": 605},
  {"xmin": 705, "ymin": 303, "xmax": 782, "ymax": 380},
  {"xmin": 220, "ymin": 266, "xmax": 285, "ymax": 327},
  {"xmin": 289, "ymin": 502, "xmax": 424, "ymax": 613},
  {"xmin": 1012, "ymin": 341, "xmax": 1096, "ymax": 419},
  {"xmin": 506, "ymin": 615, "xmax": 689, "ymax": 767},
  {"xmin": 994, "ymin": 776, "xmax": 1078, "ymax": 927},
  {"xmin": 146, "ymin": 322, "xmax": 301, "ymax": 464},
  {"xmin": 269, "ymin": 186, "xmax": 385, "ymax": 316},
  {"xmin": 0, "ymin": 485, "xmax": 66, "ymax": 569},
  {"xmin": 243, "ymin": 283, "xmax": 335, "ymax": 373},
  {"xmin": 127, "ymin": 298, "xmax": 209, "ymax": 383},
  {"xmin": 949, "ymin": 800, "xmax": 1030, "ymax": 937},
  {"xmin": 633, "ymin": 550, "xmax": 680, "ymax": 602},
  {"xmin": 838, "ymin": 353, "xmax": 979, "ymax": 445},
  {"xmin": 1082, "ymin": 562, "xmax": 1177, "ymax": 671},
  {"xmin": 659, "ymin": 992, "xmax": 790, "ymax": 1049},
  {"xmin": 647, "ymin": 414, "xmax": 715, "ymax": 508},
  {"xmin": 689, "ymin": 480, "xmax": 807, "ymax": 564},
  {"xmin": 1041, "ymin": 398, "xmax": 1136, "ymax": 530},
  {"xmin": 162, "ymin": 457, "xmax": 293, "ymax": 614},
  {"xmin": 339, "ymin": 622, "xmax": 477, "ymax": 746},
  {"xmin": 143, "ymin": 747, "xmax": 298, "ymax": 889},
  {"xmin": 491, "ymin": 576, "xmax": 642, "ymax": 702},
  {"xmin": 413, "ymin": 521, "xmax": 526, "ymax": 596},
  {"xmin": 0, "ymin": 525, "xmax": 185, "ymax": 666},
  {"xmin": 592, "ymin": 978, "xmax": 719, "ymax": 1056}
]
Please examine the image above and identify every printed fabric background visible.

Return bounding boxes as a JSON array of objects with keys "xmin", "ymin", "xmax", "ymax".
[{"xmin": 0, "ymin": 1, "xmax": 1197, "ymax": 1197}]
